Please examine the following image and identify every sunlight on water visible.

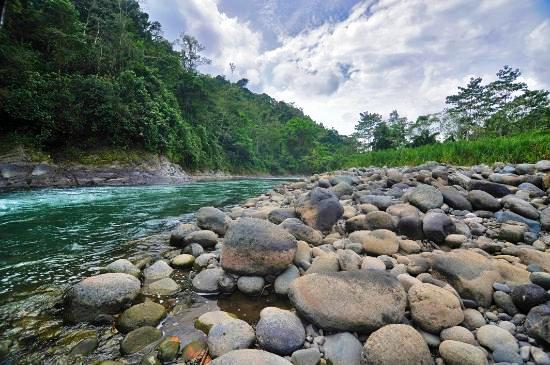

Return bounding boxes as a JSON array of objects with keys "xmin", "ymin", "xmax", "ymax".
[{"xmin": 0, "ymin": 180, "xmax": 283, "ymax": 298}]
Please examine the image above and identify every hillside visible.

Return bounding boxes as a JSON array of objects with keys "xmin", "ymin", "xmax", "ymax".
[{"xmin": 0, "ymin": 0, "xmax": 354, "ymax": 175}]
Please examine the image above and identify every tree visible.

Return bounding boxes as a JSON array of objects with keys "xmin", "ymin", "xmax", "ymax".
[
  {"xmin": 177, "ymin": 34, "xmax": 211, "ymax": 72},
  {"xmin": 353, "ymin": 111, "xmax": 383, "ymax": 150},
  {"xmin": 386, "ymin": 110, "xmax": 408, "ymax": 148},
  {"xmin": 408, "ymin": 115, "xmax": 439, "ymax": 147},
  {"xmin": 236, "ymin": 78, "xmax": 248, "ymax": 88}
]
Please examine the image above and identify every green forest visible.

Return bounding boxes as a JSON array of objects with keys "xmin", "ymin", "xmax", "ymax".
[{"xmin": 1, "ymin": 0, "xmax": 549, "ymax": 174}]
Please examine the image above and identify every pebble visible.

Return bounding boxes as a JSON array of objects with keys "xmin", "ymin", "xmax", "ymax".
[{"xmin": 476, "ymin": 325, "xmax": 519, "ymax": 352}]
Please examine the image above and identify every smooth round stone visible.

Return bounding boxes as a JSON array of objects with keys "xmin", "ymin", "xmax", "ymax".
[
  {"xmin": 468, "ymin": 190, "xmax": 501, "ymax": 211},
  {"xmin": 445, "ymin": 234, "xmax": 468, "ymax": 248},
  {"xmin": 324, "ymin": 332, "xmax": 363, "ymax": 365},
  {"xmin": 196, "ymin": 206, "xmax": 230, "ymax": 235},
  {"xmin": 143, "ymin": 260, "xmax": 173, "ymax": 282},
  {"xmin": 142, "ymin": 278, "xmax": 179, "ymax": 296},
  {"xmin": 337, "ymin": 249, "xmax": 362, "ymax": 271},
  {"xmin": 256, "ymin": 307, "xmax": 305, "ymax": 355},
  {"xmin": 184, "ymin": 230, "xmax": 219, "ymax": 248},
  {"xmin": 476, "ymin": 325, "xmax": 519, "ymax": 352},
  {"xmin": 531, "ymin": 346, "xmax": 550, "ymax": 365},
  {"xmin": 440, "ymin": 326, "xmax": 477, "ymax": 346},
  {"xmin": 120, "ymin": 326, "xmax": 162, "ymax": 355},
  {"xmin": 69, "ymin": 337, "xmax": 98, "ymax": 357},
  {"xmin": 207, "ymin": 319, "xmax": 255, "ymax": 358},
  {"xmin": 65, "ymin": 273, "xmax": 141, "ymax": 323},
  {"xmin": 422, "ymin": 212, "xmax": 455, "ymax": 244},
  {"xmin": 274, "ymin": 265, "xmax": 300, "ymax": 295},
  {"xmin": 349, "ymin": 229, "xmax": 399, "ymax": 256},
  {"xmin": 296, "ymin": 187, "xmax": 343, "ymax": 232},
  {"xmin": 493, "ymin": 291, "xmax": 519, "ymax": 316},
  {"xmin": 408, "ymin": 184, "xmax": 444, "ymax": 212},
  {"xmin": 170, "ymin": 254, "xmax": 195, "ymax": 269},
  {"xmin": 397, "ymin": 273, "xmax": 421, "ymax": 292},
  {"xmin": 195, "ymin": 311, "xmax": 238, "ymax": 334},
  {"xmin": 280, "ymin": 218, "xmax": 323, "ymax": 245},
  {"xmin": 192, "ymin": 268, "xmax": 225, "ymax": 294},
  {"xmin": 439, "ymin": 340, "xmax": 487, "ymax": 365},
  {"xmin": 493, "ymin": 283, "xmax": 511, "ymax": 293},
  {"xmin": 237, "ymin": 276, "xmax": 265, "ymax": 295},
  {"xmin": 511, "ymin": 284, "xmax": 547, "ymax": 313},
  {"xmin": 361, "ymin": 324, "xmax": 433, "ymax": 365},
  {"xmin": 463, "ymin": 309, "xmax": 487, "ymax": 329},
  {"xmin": 525, "ymin": 305, "xmax": 550, "ymax": 346},
  {"xmin": 158, "ymin": 336, "xmax": 180, "ymax": 362},
  {"xmin": 117, "ymin": 301, "xmax": 166, "ymax": 333},
  {"xmin": 399, "ymin": 239, "xmax": 421, "ymax": 254},
  {"xmin": 493, "ymin": 348, "xmax": 523, "ymax": 363},
  {"xmin": 291, "ymin": 348, "xmax": 322, "ymax": 365},
  {"xmin": 361, "ymin": 256, "xmax": 386, "ymax": 271},
  {"xmin": 103, "ymin": 259, "xmax": 141, "ymax": 277},
  {"xmin": 210, "ymin": 349, "xmax": 292, "ymax": 365},
  {"xmin": 530, "ymin": 272, "xmax": 550, "ymax": 290},
  {"xmin": 305, "ymin": 253, "xmax": 339, "ymax": 274},
  {"xmin": 183, "ymin": 243, "xmax": 204, "ymax": 257}
]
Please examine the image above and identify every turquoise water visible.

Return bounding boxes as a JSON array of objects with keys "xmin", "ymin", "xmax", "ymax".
[{"xmin": 0, "ymin": 180, "xmax": 284, "ymax": 298}]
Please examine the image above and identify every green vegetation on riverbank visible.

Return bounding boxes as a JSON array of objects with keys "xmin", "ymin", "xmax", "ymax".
[{"xmin": 343, "ymin": 131, "xmax": 550, "ymax": 168}]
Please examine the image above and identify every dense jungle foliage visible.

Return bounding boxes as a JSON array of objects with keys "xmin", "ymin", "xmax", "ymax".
[{"xmin": 0, "ymin": 0, "xmax": 355, "ymax": 174}]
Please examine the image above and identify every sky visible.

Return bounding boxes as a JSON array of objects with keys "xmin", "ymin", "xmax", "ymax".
[{"xmin": 143, "ymin": 0, "xmax": 550, "ymax": 135}]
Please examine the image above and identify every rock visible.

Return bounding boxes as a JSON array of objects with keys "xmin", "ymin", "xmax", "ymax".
[
  {"xmin": 331, "ymin": 182, "xmax": 354, "ymax": 197},
  {"xmin": 531, "ymin": 346, "xmax": 550, "ymax": 365},
  {"xmin": 120, "ymin": 326, "xmax": 162, "ymax": 355},
  {"xmin": 439, "ymin": 340, "xmax": 487, "ymax": 365},
  {"xmin": 463, "ymin": 309, "xmax": 486, "ymax": 329},
  {"xmin": 525, "ymin": 305, "xmax": 550, "ymax": 345},
  {"xmin": 280, "ymin": 218, "xmax": 323, "ymax": 245},
  {"xmin": 469, "ymin": 180, "xmax": 511, "ymax": 197},
  {"xmin": 256, "ymin": 307, "xmax": 305, "ymax": 355},
  {"xmin": 274, "ymin": 265, "xmax": 300, "ymax": 295},
  {"xmin": 476, "ymin": 324, "xmax": 518, "ymax": 352},
  {"xmin": 210, "ymin": 349, "xmax": 292, "ymax": 365},
  {"xmin": 511, "ymin": 284, "xmax": 547, "ymax": 313},
  {"xmin": 440, "ymin": 186, "xmax": 473, "ymax": 211},
  {"xmin": 207, "ymin": 319, "xmax": 255, "ymax": 358},
  {"xmin": 535, "ymin": 160, "xmax": 550, "ymax": 171},
  {"xmin": 65, "ymin": 273, "xmax": 141, "ymax": 323},
  {"xmin": 141, "ymin": 277, "xmax": 179, "ymax": 296},
  {"xmin": 423, "ymin": 212, "xmax": 455, "ymax": 243},
  {"xmin": 431, "ymin": 250, "xmax": 501, "ymax": 307},
  {"xmin": 408, "ymin": 184, "xmax": 444, "ymax": 212},
  {"xmin": 499, "ymin": 223, "xmax": 526, "ymax": 243},
  {"xmin": 399, "ymin": 239, "xmax": 421, "ymax": 253},
  {"xmin": 408, "ymin": 283, "xmax": 464, "ymax": 333},
  {"xmin": 69, "ymin": 337, "xmax": 98, "ymax": 357},
  {"xmin": 349, "ymin": 229, "xmax": 399, "ymax": 256},
  {"xmin": 296, "ymin": 188, "xmax": 344, "ymax": 232},
  {"xmin": 294, "ymin": 241, "xmax": 312, "ymax": 269},
  {"xmin": 158, "ymin": 336, "xmax": 180, "ymax": 362},
  {"xmin": 361, "ymin": 324, "xmax": 433, "ymax": 365},
  {"xmin": 337, "ymin": 249, "xmax": 362, "ymax": 271},
  {"xmin": 117, "ymin": 302, "xmax": 167, "ymax": 333},
  {"xmin": 496, "ymin": 211, "xmax": 541, "ymax": 233},
  {"xmin": 170, "ymin": 254, "xmax": 195, "ymax": 269},
  {"xmin": 195, "ymin": 311, "xmax": 238, "ymax": 334},
  {"xmin": 184, "ymin": 242, "xmax": 205, "ymax": 257},
  {"xmin": 143, "ymin": 260, "xmax": 173, "ymax": 282},
  {"xmin": 221, "ymin": 218, "xmax": 297, "ymax": 276},
  {"xmin": 518, "ymin": 182, "xmax": 545, "ymax": 197},
  {"xmin": 103, "ymin": 259, "xmax": 140, "ymax": 277},
  {"xmin": 398, "ymin": 214, "xmax": 424, "ymax": 240},
  {"xmin": 386, "ymin": 203, "xmax": 420, "ymax": 218},
  {"xmin": 268, "ymin": 208, "xmax": 297, "ymax": 225},
  {"xmin": 197, "ymin": 206, "xmax": 230, "ymax": 235},
  {"xmin": 516, "ymin": 248, "xmax": 550, "ymax": 272},
  {"xmin": 346, "ymin": 212, "xmax": 396, "ymax": 232},
  {"xmin": 530, "ymin": 272, "xmax": 550, "ymax": 290},
  {"xmin": 323, "ymin": 332, "xmax": 363, "ymax": 365},
  {"xmin": 440, "ymin": 326, "xmax": 477, "ymax": 345},
  {"xmin": 502, "ymin": 196, "xmax": 539, "ymax": 220},
  {"xmin": 237, "ymin": 276, "xmax": 265, "ymax": 295},
  {"xmin": 445, "ymin": 234, "xmax": 467, "ymax": 248},
  {"xmin": 493, "ymin": 291, "xmax": 518, "ymax": 316},
  {"xmin": 357, "ymin": 194, "xmax": 394, "ymax": 210},
  {"xmin": 170, "ymin": 223, "xmax": 198, "ymax": 247},
  {"xmin": 192, "ymin": 268, "xmax": 225, "ymax": 294},
  {"xmin": 541, "ymin": 207, "xmax": 550, "ymax": 231},
  {"xmin": 291, "ymin": 348, "xmax": 322, "ymax": 365},
  {"xmin": 140, "ymin": 353, "xmax": 160, "ymax": 365},
  {"xmin": 493, "ymin": 348, "xmax": 523, "ymax": 363},
  {"xmin": 184, "ymin": 230, "xmax": 219, "ymax": 248},
  {"xmin": 306, "ymin": 253, "xmax": 340, "ymax": 274},
  {"xmin": 288, "ymin": 270, "xmax": 406, "ymax": 333},
  {"xmin": 468, "ymin": 190, "xmax": 501, "ymax": 211},
  {"xmin": 361, "ymin": 256, "xmax": 386, "ymax": 271}
]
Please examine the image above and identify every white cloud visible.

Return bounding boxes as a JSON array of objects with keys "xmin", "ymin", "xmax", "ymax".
[{"xmin": 145, "ymin": 0, "xmax": 550, "ymax": 135}]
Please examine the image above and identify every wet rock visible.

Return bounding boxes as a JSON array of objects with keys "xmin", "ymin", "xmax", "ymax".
[
  {"xmin": 274, "ymin": 265, "xmax": 300, "ymax": 295},
  {"xmin": 103, "ymin": 259, "xmax": 140, "ymax": 277},
  {"xmin": 468, "ymin": 190, "xmax": 501, "ymax": 211},
  {"xmin": 408, "ymin": 184, "xmax": 444, "ymax": 212},
  {"xmin": 408, "ymin": 283, "xmax": 464, "ymax": 333},
  {"xmin": 439, "ymin": 340, "xmax": 487, "ymax": 365},
  {"xmin": 221, "ymin": 218, "xmax": 297, "ymax": 276},
  {"xmin": 192, "ymin": 268, "xmax": 225, "ymax": 294},
  {"xmin": 525, "ymin": 305, "xmax": 550, "ymax": 345},
  {"xmin": 141, "ymin": 277, "xmax": 179, "ymax": 296},
  {"xmin": 195, "ymin": 311, "xmax": 238, "ymax": 335},
  {"xmin": 296, "ymin": 188, "xmax": 343, "ymax": 232},
  {"xmin": 288, "ymin": 270, "xmax": 406, "ymax": 333},
  {"xmin": 117, "ymin": 301, "xmax": 167, "ymax": 333},
  {"xmin": 184, "ymin": 230, "xmax": 219, "ymax": 248},
  {"xmin": 324, "ymin": 332, "xmax": 363, "ymax": 365},
  {"xmin": 69, "ymin": 336, "xmax": 98, "ymax": 357},
  {"xmin": 349, "ymin": 229, "xmax": 399, "ymax": 256},
  {"xmin": 440, "ymin": 186, "xmax": 472, "ymax": 211},
  {"xmin": 170, "ymin": 223, "xmax": 198, "ymax": 247},
  {"xmin": 158, "ymin": 336, "xmax": 180, "ymax": 362},
  {"xmin": 120, "ymin": 326, "xmax": 162, "ymax": 355},
  {"xmin": 210, "ymin": 349, "xmax": 292, "ymax": 365},
  {"xmin": 197, "ymin": 206, "xmax": 230, "ymax": 235},
  {"xmin": 476, "ymin": 324, "xmax": 518, "ymax": 352},
  {"xmin": 256, "ymin": 307, "xmax": 305, "ymax": 355},
  {"xmin": 237, "ymin": 276, "xmax": 265, "ymax": 295},
  {"xmin": 511, "ymin": 284, "xmax": 547, "ymax": 313},
  {"xmin": 361, "ymin": 324, "xmax": 433, "ymax": 365},
  {"xmin": 280, "ymin": 218, "xmax": 323, "ymax": 245},
  {"xmin": 170, "ymin": 254, "xmax": 195, "ymax": 269},
  {"xmin": 207, "ymin": 319, "xmax": 255, "ymax": 358},
  {"xmin": 143, "ymin": 260, "xmax": 173, "ymax": 282},
  {"xmin": 422, "ymin": 212, "xmax": 455, "ymax": 243},
  {"xmin": 65, "ymin": 273, "xmax": 141, "ymax": 323}
]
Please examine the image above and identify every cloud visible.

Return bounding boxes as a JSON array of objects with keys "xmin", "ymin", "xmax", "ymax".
[{"xmin": 145, "ymin": 0, "xmax": 550, "ymax": 135}]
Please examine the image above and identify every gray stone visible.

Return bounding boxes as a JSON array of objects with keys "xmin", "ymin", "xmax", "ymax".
[
  {"xmin": 211, "ymin": 349, "xmax": 292, "ymax": 365},
  {"xmin": 476, "ymin": 324, "xmax": 518, "ymax": 352},
  {"xmin": 280, "ymin": 218, "xmax": 323, "ymax": 245},
  {"xmin": 290, "ymin": 348, "xmax": 321, "ymax": 365},
  {"xmin": 195, "ymin": 311, "xmax": 238, "ymax": 334},
  {"xmin": 274, "ymin": 265, "xmax": 300, "ymax": 295},
  {"xmin": 525, "ymin": 305, "xmax": 550, "ymax": 346},
  {"xmin": 492, "ymin": 348, "xmax": 523, "ymax": 363},
  {"xmin": 493, "ymin": 291, "xmax": 518, "ymax": 316},
  {"xmin": 440, "ymin": 186, "xmax": 473, "ymax": 211},
  {"xmin": 511, "ymin": 284, "xmax": 547, "ymax": 313},
  {"xmin": 103, "ymin": 259, "xmax": 140, "ymax": 277},
  {"xmin": 306, "ymin": 253, "xmax": 340, "ymax": 274},
  {"xmin": 468, "ymin": 190, "xmax": 501, "ymax": 211},
  {"xmin": 296, "ymin": 188, "xmax": 344, "ymax": 232},
  {"xmin": 324, "ymin": 332, "xmax": 363, "ymax": 365},
  {"xmin": 268, "ymin": 208, "xmax": 297, "ymax": 225},
  {"xmin": 438, "ymin": 340, "xmax": 487, "ymax": 365},
  {"xmin": 143, "ymin": 260, "xmax": 173, "ymax": 282},
  {"xmin": 463, "ymin": 309, "xmax": 487, "ymax": 329},
  {"xmin": 423, "ymin": 212, "xmax": 455, "ymax": 243},
  {"xmin": 197, "ymin": 206, "xmax": 230, "ymax": 235},
  {"xmin": 256, "ymin": 307, "xmax": 305, "ymax": 355},
  {"xmin": 192, "ymin": 268, "xmax": 225, "ymax": 294},
  {"xmin": 237, "ymin": 276, "xmax": 265, "ymax": 295},
  {"xmin": 469, "ymin": 180, "xmax": 511, "ymax": 198},
  {"xmin": 184, "ymin": 230, "xmax": 219, "ymax": 248},
  {"xmin": 530, "ymin": 272, "xmax": 550, "ymax": 290},
  {"xmin": 440, "ymin": 326, "xmax": 477, "ymax": 346},
  {"xmin": 408, "ymin": 184, "xmax": 444, "ymax": 212},
  {"xmin": 120, "ymin": 326, "xmax": 162, "ymax": 355},
  {"xmin": 207, "ymin": 319, "xmax": 255, "ymax": 358},
  {"xmin": 337, "ymin": 249, "xmax": 362, "ymax": 271},
  {"xmin": 117, "ymin": 302, "xmax": 166, "ymax": 333},
  {"xmin": 502, "ymin": 196, "xmax": 539, "ymax": 220},
  {"xmin": 141, "ymin": 277, "xmax": 179, "ymax": 296}
]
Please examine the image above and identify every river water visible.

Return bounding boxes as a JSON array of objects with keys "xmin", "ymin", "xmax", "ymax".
[{"xmin": 0, "ymin": 179, "xmax": 285, "ymax": 300}]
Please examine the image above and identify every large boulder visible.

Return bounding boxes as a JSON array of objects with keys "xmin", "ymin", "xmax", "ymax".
[
  {"xmin": 211, "ymin": 349, "xmax": 292, "ymax": 365},
  {"xmin": 431, "ymin": 250, "xmax": 501, "ymax": 307},
  {"xmin": 197, "ymin": 206, "xmax": 230, "ymax": 235},
  {"xmin": 288, "ymin": 271, "xmax": 406, "ymax": 333},
  {"xmin": 408, "ymin": 184, "xmax": 444, "ymax": 212},
  {"xmin": 65, "ymin": 273, "xmax": 141, "ymax": 323},
  {"xmin": 221, "ymin": 218, "xmax": 297, "ymax": 276},
  {"xmin": 256, "ymin": 307, "xmax": 305, "ymax": 355},
  {"xmin": 360, "ymin": 324, "xmax": 433, "ymax": 365},
  {"xmin": 296, "ymin": 188, "xmax": 343, "ymax": 232}
]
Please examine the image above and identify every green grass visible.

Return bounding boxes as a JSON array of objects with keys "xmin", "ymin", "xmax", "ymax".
[{"xmin": 343, "ymin": 131, "xmax": 550, "ymax": 168}]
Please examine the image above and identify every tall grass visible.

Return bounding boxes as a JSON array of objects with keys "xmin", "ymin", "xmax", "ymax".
[{"xmin": 343, "ymin": 131, "xmax": 550, "ymax": 168}]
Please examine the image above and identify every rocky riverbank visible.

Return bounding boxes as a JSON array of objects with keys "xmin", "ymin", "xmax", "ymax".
[{"xmin": 3, "ymin": 160, "xmax": 550, "ymax": 364}]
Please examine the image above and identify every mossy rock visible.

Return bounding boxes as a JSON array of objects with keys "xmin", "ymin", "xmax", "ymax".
[
  {"xmin": 158, "ymin": 336, "xmax": 180, "ymax": 362},
  {"xmin": 194, "ymin": 311, "xmax": 238, "ymax": 334},
  {"xmin": 69, "ymin": 336, "xmax": 98, "ymax": 357},
  {"xmin": 116, "ymin": 301, "xmax": 167, "ymax": 333},
  {"xmin": 181, "ymin": 340, "xmax": 209, "ymax": 362},
  {"xmin": 120, "ymin": 326, "xmax": 162, "ymax": 355},
  {"xmin": 170, "ymin": 254, "xmax": 195, "ymax": 269}
]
